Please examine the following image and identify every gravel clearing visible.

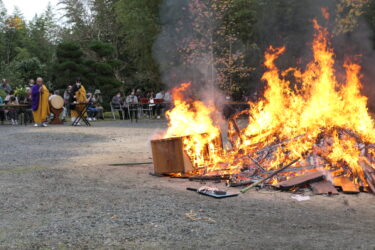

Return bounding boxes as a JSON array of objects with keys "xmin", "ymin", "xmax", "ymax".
[{"xmin": 0, "ymin": 121, "xmax": 374, "ymax": 249}]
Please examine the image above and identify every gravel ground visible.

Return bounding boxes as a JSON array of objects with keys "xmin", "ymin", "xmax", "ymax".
[{"xmin": 0, "ymin": 121, "xmax": 375, "ymax": 249}]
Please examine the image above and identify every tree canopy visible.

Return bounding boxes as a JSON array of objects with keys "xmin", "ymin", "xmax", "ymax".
[{"xmin": 0, "ymin": 0, "xmax": 374, "ymax": 104}]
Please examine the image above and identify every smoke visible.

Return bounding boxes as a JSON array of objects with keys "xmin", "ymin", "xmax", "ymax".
[
  {"xmin": 153, "ymin": 0, "xmax": 224, "ymax": 102},
  {"xmin": 332, "ymin": 18, "xmax": 375, "ymax": 111},
  {"xmin": 153, "ymin": 0, "xmax": 375, "ymax": 111}
]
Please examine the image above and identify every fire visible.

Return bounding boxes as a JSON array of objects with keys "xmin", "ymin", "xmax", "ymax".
[{"xmin": 162, "ymin": 19, "xmax": 375, "ymax": 186}]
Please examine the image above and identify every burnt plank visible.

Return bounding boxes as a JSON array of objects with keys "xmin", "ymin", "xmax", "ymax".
[
  {"xmin": 310, "ymin": 180, "xmax": 339, "ymax": 195},
  {"xmin": 333, "ymin": 176, "xmax": 360, "ymax": 194},
  {"xmin": 276, "ymin": 171, "xmax": 325, "ymax": 190}
]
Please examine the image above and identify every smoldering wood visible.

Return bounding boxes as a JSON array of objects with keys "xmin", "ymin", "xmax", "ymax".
[
  {"xmin": 310, "ymin": 180, "xmax": 339, "ymax": 195},
  {"xmin": 276, "ymin": 171, "xmax": 325, "ymax": 190},
  {"xmin": 241, "ymin": 158, "xmax": 300, "ymax": 193}
]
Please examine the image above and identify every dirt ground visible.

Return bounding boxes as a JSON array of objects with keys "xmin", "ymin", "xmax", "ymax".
[{"xmin": 0, "ymin": 120, "xmax": 374, "ymax": 249}]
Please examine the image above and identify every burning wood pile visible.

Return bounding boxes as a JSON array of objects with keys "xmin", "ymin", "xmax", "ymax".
[{"xmin": 151, "ymin": 19, "xmax": 375, "ymax": 196}]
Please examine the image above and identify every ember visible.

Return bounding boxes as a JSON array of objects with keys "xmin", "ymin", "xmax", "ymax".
[{"xmin": 152, "ymin": 19, "xmax": 375, "ymax": 195}]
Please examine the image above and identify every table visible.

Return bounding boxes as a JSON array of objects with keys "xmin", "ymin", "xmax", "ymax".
[{"xmin": 0, "ymin": 104, "xmax": 31, "ymax": 125}]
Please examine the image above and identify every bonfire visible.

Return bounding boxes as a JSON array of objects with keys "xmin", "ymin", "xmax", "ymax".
[{"xmin": 152, "ymin": 19, "xmax": 375, "ymax": 195}]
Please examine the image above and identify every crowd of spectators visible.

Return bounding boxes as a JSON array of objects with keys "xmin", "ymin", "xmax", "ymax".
[
  {"xmin": 0, "ymin": 77, "xmax": 174, "ymax": 125},
  {"xmin": 111, "ymin": 89, "xmax": 171, "ymax": 120}
]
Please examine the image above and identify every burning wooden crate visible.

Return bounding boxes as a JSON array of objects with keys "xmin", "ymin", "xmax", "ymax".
[{"xmin": 151, "ymin": 134, "xmax": 223, "ymax": 174}]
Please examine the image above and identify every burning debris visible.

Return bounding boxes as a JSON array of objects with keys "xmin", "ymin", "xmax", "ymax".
[{"xmin": 151, "ymin": 19, "xmax": 375, "ymax": 196}]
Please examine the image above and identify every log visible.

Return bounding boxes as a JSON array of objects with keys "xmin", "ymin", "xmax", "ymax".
[
  {"xmin": 240, "ymin": 158, "xmax": 300, "ymax": 193},
  {"xmin": 310, "ymin": 180, "xmax": 339, "ymax": 195},
  {"xmin": 276, "ymin": 171, "xmax": 325, "ymax": 190}
]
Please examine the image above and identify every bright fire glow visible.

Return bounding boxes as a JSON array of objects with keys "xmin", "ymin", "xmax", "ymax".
[{"xmin": 162, "ymin": 19, "xmax": 375, "ymax": 185}]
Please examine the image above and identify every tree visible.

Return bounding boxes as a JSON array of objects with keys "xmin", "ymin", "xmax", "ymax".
[{"xmin": 53, "ymin": 41, "xmax": 86, "ymax": 88}]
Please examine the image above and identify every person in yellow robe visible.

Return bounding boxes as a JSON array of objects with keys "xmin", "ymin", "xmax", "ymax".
[
  {"xmin": 31, "ymin": 77, "xmax": 50, "ymax": 127},
  {"xmin": 70, "ymin": 79, "xmax": 87, "ymax": 125}
]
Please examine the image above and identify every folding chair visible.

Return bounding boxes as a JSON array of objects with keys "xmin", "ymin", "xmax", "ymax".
[
  {"xmin": 140, "ymin": 98, "xmax": 152, "ymax": 119},
  {"xmin": 110, "ymin": 103, "xmax": 124, "ymax": 120}
]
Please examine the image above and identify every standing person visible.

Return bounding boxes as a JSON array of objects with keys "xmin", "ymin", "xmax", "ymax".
[
  {"xmin": 31, "ymin": 77, "xmax": 50, "ymax": 127},
  {"xmin": 70, "ymin": 79, "xmax": 87, "ymax": 125}
]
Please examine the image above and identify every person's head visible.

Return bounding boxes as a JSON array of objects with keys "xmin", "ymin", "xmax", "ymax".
[
  {"xmin": 2, "ymin": 79, "xmax": 6, "ymax": 85},
  {"xmin": 10, "ymin": 96, "xmax": 16, "ymax": 102},
  {"xmin": 75, "ymin": 78, "xmax": 82, "ymax": 87},
  {"xmin": 67, "ymin": 85, "xmax": 72, "ymax": 91},
  {"xmin": 116, "ymin": 92, "xmax": 121, "ymax": 97},
  {"xmin": 26, "ymin": 87, "xmax": 31, "ymax": 95},
  {"xmin": 131, "ymin": 90, "xmax": 135, "ymax": 95},
  {"xmin": 29, "ymin": 79, "xmax": 35, "ymax": 85},
  {"xmin": 36, "ymin": 77, "xmax": 43, "ymax": 86},
  {"xmin": 9, "ymin": 90, "xmax": 14, "ymax": 95}
]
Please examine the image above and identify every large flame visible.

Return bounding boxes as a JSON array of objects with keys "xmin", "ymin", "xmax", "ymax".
[{"xmin": 163, "ymin": 19, "xmax": 375, "ymax": 185}]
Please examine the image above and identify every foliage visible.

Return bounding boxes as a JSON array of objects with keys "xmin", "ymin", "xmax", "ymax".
[
  {"xmin": 14, "ymin": 86, "xmax": 27, "ymax": 98},
  {"xmin": 0, "ymin": 89, "xmax": 6, "ymax": 99},
  {"xmin": 0, "ymin": 0, "xmax": 375, "ymax": 103}
]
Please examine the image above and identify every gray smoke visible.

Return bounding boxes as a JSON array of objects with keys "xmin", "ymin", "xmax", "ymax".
[{"xmin": 153, "ymin": 0, "xmax": 223, "ymax": 102}]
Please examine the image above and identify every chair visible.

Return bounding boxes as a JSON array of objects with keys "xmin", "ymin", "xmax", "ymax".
[
  {"xmin": 154, "ymin": 99, "xmax": 165, "ymax": 118},
  {"xmin": 128, "ymin": 103, "xmax": 139, "ymax": 123},
  {"xmin": 110, "ymin": 102, "xmax": 124, "ymax": 120},
  {"xmin": 140, "ymin": 98, "xmax": 152, "ymax": 119}
]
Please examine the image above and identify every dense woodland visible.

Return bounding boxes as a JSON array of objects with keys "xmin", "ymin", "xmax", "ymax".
[{"xmin": 0, "ymin": 0, "xmax": 375, "ymax": 105}]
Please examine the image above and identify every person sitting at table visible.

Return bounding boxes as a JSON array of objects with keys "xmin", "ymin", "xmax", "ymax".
[
  {"xmin": 19, "ymin": 87, "xmax": 33, "ymax": 124},
  {"xmin": 69, "ymin": 79, "xmax": 87, "ymax": 125},
  {"xmin": 32, "ymin": 77, "xmax": 50, "ymax": 127},
  {"xmin": 4, "ymin": 90, "xmax": 18, "ymax": 104},
  {"xmin": 8, "ymin": 96, "xmax": 19, "ymax": 125},
  {"xmin": 125, "ymin": 90, "xmax": 139, "ymax": 120}
]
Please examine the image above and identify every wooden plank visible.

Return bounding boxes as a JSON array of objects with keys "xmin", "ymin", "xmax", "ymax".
[
  {"xmin": 333, "ymin": 176, "xmax": 360, "ymax": 194},
  {"xmin": 310, "ymin": 180, "xmax": 339, "ymax": 195},
  {"xmin": 151, "ymin": 137, "xmax": 192, "ymax": 174},
  {"xmin": 276, "ymin": 171, "xmax": 325, "ymax": 190}
]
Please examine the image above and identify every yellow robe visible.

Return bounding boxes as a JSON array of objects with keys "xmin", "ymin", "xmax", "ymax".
[
  {"xmin": 32, "ymin": 85, "xmax": 50, "ymax": 124},
  {"xmin": 71, "ymin": 85, "xmax": 87, "ymax": 118}
]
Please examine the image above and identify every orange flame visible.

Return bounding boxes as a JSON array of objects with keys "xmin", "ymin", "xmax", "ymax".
[{"xmin": 162, "ymin": 19, "xmax": 375, "ymax": 183}]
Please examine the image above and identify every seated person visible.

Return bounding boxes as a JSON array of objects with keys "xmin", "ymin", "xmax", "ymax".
[
  {"xmin": 125, "ymin": 90, "xmax": 139, "ymax": 120},
  {"xmin": 111, "ymin": 92, "xmax": 124, "ymax": 119},
  {"xmin": 18, "ymin": 88, "xmax": 33, "ymax": 124},
  {"xmin": 8, "ymin": 96, "xmax": 19, "ymax": 125},
  {"xmin": 94, "ymin": 90, "xmax": 104, "ymax": 119},
  {"xmin": 87, "ymin": 93, "xmax": 98, "ymax": 121}
]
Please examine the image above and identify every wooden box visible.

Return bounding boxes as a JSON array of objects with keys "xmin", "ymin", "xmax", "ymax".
[{"xmin": 151, "ymin": 137, "xmax": 193, "ymax": 174}]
